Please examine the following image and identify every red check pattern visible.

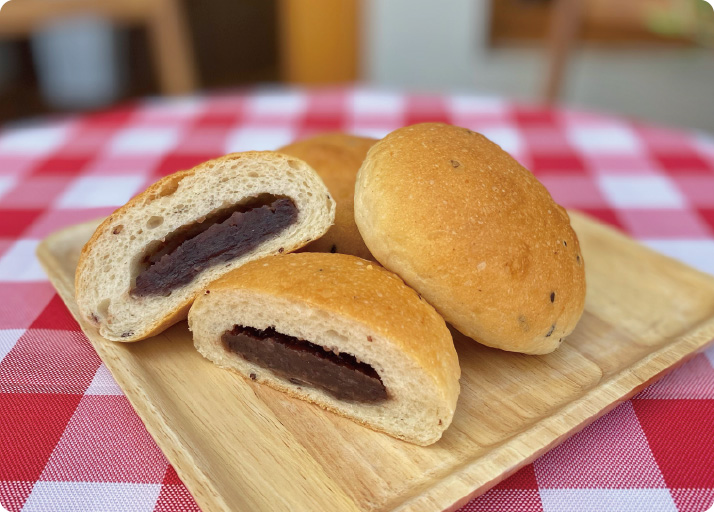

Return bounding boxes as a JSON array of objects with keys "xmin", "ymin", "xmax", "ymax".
[{"xmin": 1, "ymin": 87, "xmax": 713, "ymax": 512}]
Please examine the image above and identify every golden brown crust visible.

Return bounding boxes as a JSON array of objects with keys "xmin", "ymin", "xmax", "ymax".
[
  {"xmin": 204, "ymin": 252, "xmax": 460, "ymax": 401},
  {"xmin": 279, "ymin": 133, "xmax": 376, "ymax": 260},
  {"xmin": 354, "ymin": 123, "xmax": 586, "ymax": 354}
]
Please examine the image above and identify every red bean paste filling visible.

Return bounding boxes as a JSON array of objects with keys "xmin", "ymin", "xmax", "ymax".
[
  {"xmin": 222, "ymin": 325, "xmax": 388, "ymax": 403},
  {"xmin": 132, "ymin": 197, "xmax": 298, "ymax": 297}
]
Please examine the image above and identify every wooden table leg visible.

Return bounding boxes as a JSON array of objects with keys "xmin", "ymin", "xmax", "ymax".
[
  {"xmin": 543, "ymin": 0, "xmax": 584, "ymax": 103},
  {"xmin": 147, "ymin": 0, "xmax": 198, "ymax": 95}
]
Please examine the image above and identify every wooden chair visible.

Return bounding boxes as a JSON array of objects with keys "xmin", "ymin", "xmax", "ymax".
[
  {"xmin": 0, "ymin": 0, "xmax": 198, "ymax": 95},
  {"xmin": 543, "ymin": 0, "xmax": 709, "ymax": 102}
]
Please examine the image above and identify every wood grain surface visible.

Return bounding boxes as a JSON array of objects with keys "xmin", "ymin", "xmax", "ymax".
[{"xmin": 36, "ymin": 212, "xmax": 714, "ymax": 512}]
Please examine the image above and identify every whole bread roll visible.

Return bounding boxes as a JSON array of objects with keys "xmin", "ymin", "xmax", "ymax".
[
  {"xmin": 188, "ymin": 252, "xmax": 460, "ymax": 446},
  {"xmin": 76, "ymin": 151, "xmax": 335, "ymax": 342},
  {"xmin": 279, "ymin": 133, "xmax": 376, "ymax": 260},
  {"xmin": 354, "ymin": 123, "xmax": 586, "ymax": 355}
]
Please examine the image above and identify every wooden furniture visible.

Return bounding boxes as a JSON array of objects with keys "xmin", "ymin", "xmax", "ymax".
[
  {"xmin": 37, "ymin": 211, "xmax": 714, "ymax": 512},
  {"xmin": 491, "ymin": 0, "xmax": 694, "ymax": 45},
  {"xmin": 543, "ymin": 0, "xmax": 586, "ymax": 103},
  {"xmin": 542, "ymin": 0, "xmax": 705, "ymax": 102},
  {"xmin": 278, "ymin": 0, "xmax": 359, "ymax": 84},
  {"xmin": 0, "ymin": 0, "xmax": 198, "ymax": 95}
]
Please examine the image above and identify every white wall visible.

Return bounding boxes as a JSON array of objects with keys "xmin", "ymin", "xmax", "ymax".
[{"xmin": 363, "ymin": 0, "xmax": 490, "ymax": 90}]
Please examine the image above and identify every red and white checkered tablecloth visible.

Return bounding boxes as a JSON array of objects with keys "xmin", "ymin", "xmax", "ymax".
[{"xmin": 1, "ymin": 86, "xmax": 713, "ymax": 512}]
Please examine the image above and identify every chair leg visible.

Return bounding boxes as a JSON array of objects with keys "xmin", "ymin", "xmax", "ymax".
[
  {"xmin": 146, "ymin": 0, "xmax": 198, "ymax": 95},
  {"xmin": 543, "ymin": 0, "xmax": 584, "ymax": 103}
]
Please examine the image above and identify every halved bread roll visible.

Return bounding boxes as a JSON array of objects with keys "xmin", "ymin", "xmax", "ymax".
[
  {"xmin": 188, "ymin": 252, "xmax": 460, "ymax": 446},
  {"xmin": 76, "ymin": 151, "xmax": 335, "ymax": 342}
]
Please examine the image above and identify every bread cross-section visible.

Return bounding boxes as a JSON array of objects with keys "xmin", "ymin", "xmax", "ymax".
[
  {"xmin": 189, "ymin": 252, "xmax": 461, "ymax": 446},
  {"xmin": 75, "ymin": 151, "xmax": 335, "ymax": 342}
]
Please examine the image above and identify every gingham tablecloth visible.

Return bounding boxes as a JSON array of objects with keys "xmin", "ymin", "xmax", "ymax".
[{"xmin": 1, "ymin": 87, "xmax": 713, "ymax": 512}]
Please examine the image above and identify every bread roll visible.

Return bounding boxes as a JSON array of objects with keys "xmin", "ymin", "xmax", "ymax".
[
  {"xmin": 279, "ymin": 133, "xmax": 376, "ymax": 260},
  {"xmin": 188, "ymin": 252, "xmax": 460, "ymax": 446},
  {"xmin": 76, "ymin": 151, "xmax": 335, "ymax": 342},
  {"xmin": 354, "ymin": 123, "xmax": 586, "ymax": 355}
]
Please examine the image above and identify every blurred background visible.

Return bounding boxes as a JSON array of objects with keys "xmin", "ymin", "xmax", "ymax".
[{"xmin": 0, "ymin": 0, "xmax": 712, "ymax": 131}]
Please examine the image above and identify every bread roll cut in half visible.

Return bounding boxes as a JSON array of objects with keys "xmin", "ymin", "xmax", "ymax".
[
  {"xmin": 188, "ymin": 252, "xmax": 460, "ymax": 446},
  {"xmin": 76, "ymin": 152, "xmax": 335, "ymax": 342},
  {"xmin": 279, "ymin": 133, "xmax": 377, "ymax": 260},
  {"xmin": 354, "ymin": 123, "xmax": 586, "ymax": 355}
]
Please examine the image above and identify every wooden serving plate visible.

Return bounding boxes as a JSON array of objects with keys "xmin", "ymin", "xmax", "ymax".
[{"xmin": 37, "ymin": 212, "xmax": 714, "ymax": 512}]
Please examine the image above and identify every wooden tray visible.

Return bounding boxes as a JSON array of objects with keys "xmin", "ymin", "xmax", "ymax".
[{"xmin": 37, "ymin": 212, "xmax": 714, "ymax": 512}]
